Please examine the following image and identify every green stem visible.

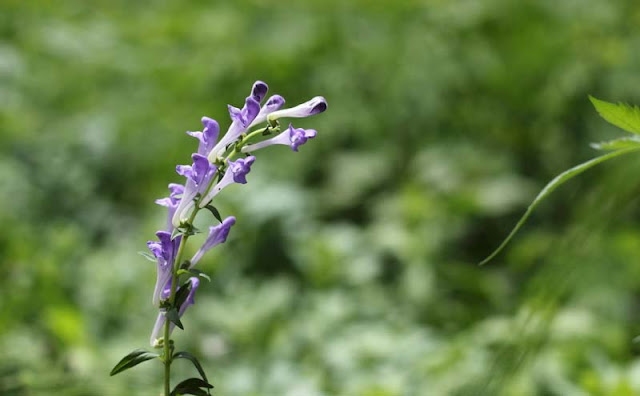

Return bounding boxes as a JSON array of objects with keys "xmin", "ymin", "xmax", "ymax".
[
  {"xmin": 161, "ymin": 123, "xmax": 277, "ymax": 394},
  {"xmin": 163, "ymin": 205, "xmax": 199, "ymax": 395}
]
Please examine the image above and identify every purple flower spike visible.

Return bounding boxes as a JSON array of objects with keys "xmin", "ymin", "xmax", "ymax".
[
  {"xmin": 242, "ymin": 124, "xmax": 317, "ymax": 153},
  {"xmin": 251, "ymin": 81, "xmax": 269, "ymax": 103},
  {"xmin": 190, "ymin": 216, "xmax": 236, "ymax": 266},
  {"xmin": 149, "ymin": 231, "xmax": 180, "ymax": 306},
  {"xmin": 267, "ymin": 96, "xmax": 327, "ymax": 121},
  {"xmin": 150, "ymin": 277, "xmax": 200, "ymax": 347},
  {"xmin": 199, "ymin": 157, "xmax": 256, "ymax": 208},
  {"xmin": 249, "ymin": 94, "xmax": 286, "ymax": 128},
  {"xmin": 187, "ymin": 117, "xmax": 220, "ymax": 156}
]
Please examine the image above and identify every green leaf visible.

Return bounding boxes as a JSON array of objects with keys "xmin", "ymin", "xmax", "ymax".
[
  {"xmin": 204, "ymin": 204, "xmax": 223, "ymax": 223},
  {"xmin": 109, "ymin": 349, "xmax": 159, "ymax": 376},
  {"xmin": 166, "ymin": 308, "xmax": 184, "ymax": 330},
  {"xmin": 479, "ymin": 147, "xmax": 640, "ymax": 265},
  {"xmin": 589, "ymin": 96, "xmax": 640, "ymax": 135},
  {"xmin": 177, "ymin": 268, "xmax": 211, "ymax": 282},
  {"xmin": 173, "ymin": 351, "xmax": 210, "ymax": 384},
  {"xmin": 170, "ymin": 377, "xmax": 214, "ymax": 396},
  {"xmin": 590, "ymin": 136, "xmax": 640, "ymax": 151},
  {"xmin": 138, "ymin": 251, "xmax": 157, "ymax": 262},
  {"xmin": 174, "ymin": 281, "xmax": 192, "ymax": 309}
]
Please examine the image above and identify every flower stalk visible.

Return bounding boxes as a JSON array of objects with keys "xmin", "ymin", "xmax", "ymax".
[{"xmin": 109, "ymin": 81, "xmax": 327, "ymax": 395}]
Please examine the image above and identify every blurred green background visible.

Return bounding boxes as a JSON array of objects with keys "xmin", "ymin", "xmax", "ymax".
[{"xmin": 3, "ymin": 0, "xmax": 640, "ymax": 395}]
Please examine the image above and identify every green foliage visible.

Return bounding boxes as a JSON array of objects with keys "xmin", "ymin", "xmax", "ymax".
[
  {"xmin": 110, "ymin": 349, "xmax": 159, "ymax": 376},
  {"xmin": 591, "ymin": 137, "xmax": 640, "ymax": 151},
  {"xmin": 3, "ymin": 0, "xmax": 640, "ymax": 395},
  {"xmin": 589, "ymin": 96, "xmax": 640, "ymax": 135},
  {"xmin": 171, "ymin": 378, "xmax": 213, "ymax": 396},
  {"xmin": 173, "ymin": 351, "xmax": 210, "ymax": 384}
]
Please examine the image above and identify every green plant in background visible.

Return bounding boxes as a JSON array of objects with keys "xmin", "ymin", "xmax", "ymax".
[
  {"xmin": 108, "ymin": 81, "xmax": 327, "ymax": 395},
  {"xmin": 481, "ymin": 96, "xmax": 640, "ymax": 265}
]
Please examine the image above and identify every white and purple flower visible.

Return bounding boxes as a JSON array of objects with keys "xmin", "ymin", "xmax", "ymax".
[
  {"xmin": 242, "ymin": 123, "xmax": 317, "ymax": 153},
  {"xmin": 198, "ymin": 156, "xmax": 255, "ymax": 208}
]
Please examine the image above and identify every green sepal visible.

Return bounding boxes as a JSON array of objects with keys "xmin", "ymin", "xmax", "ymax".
[
  {"xmin": 138, "ymin": 251, "xmax": 157, "ymax": 262},
  {"xmin": 173, "ymin": 351, "xmax": 211, "ymax": 385},
  {"xmin": 590, "ymin": 96, "xmax": 640, "ymax": 135},
  {"xmin": 172, "ymin": 223, "xmax": 201, "ymax": 240},
  {"xmin": 166, "ymin": 308, "xmax": 184, "ymax": 330},
  {"xmin": 480, "ymin": 146, "xmax": 640, "ymax": 265},
  {"xmin": 179, "ymin": 260, "xmax": 192, "ymax": 270},
  {"xmin": 170, "ymin": 378, "xmax": 214, "ymax": 396},
  {"xmin": 203, "ymin": 204, "xmax": 223, "ymax": 223},
  {"xmin": 109, "ymin": 349, "xmax": 159, "ymax": 376}
]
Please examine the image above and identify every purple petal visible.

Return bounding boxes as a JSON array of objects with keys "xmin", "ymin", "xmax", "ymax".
[
  {"xmin": 251, "ymin": 81, "xmax": 269, "ymax": 103},
  {"xmin": 229, "ymin": 156, "xmax": 255, "ymax": 184},
  {"xmin": 190, "ymin": 217, "xmax": 236, "ymax": 266}
]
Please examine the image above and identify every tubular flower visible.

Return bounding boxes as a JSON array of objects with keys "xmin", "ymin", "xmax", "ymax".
[
  {"xmin": 187, "ymin": 117, "xmax": 220, "ymax": 156},
  {"xmin": 172, "ymin": 154, "xmax": 218, "ymax": 227},
  {"xmin": 248, "ymin": 94, "xmax": 286, "ymax": 128},
  {"xmin": 199, "ymin": 156, "xmax": 255, "ymax": 208},
  {"xmin": 207, "ymin": 82, "xmax": 268, "ymax": 160},
  {"xmin": 266, "ymin": 96, "xmax": 327, "ymax": 123},
  {"xmin": 148, "ymin": 231, "xmax": 181, "ymax": 307},
  {"xmin": 242, "ymin": 123, "xmax": 317, "ymax": 153},
  {"xmin": 154, "ymin": 183, "xmax": 184, "ymax": 233},
  {"xmin": 190, "ymin": 216, "xmax": 236, "ymax": 267}
]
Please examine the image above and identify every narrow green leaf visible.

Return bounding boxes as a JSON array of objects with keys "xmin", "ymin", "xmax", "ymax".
[
  {"xmin": 166, "ymin": 308, "xmax": 184, "ymax": 330},
  {"xmin": 174, "ymin": 281, "xmax": 192, "ymax": 309},
  {"xmin": 109, "ymin": 349, "xmax": 159, "ymax": 376},
  {"xmin": 173, "ymin": 351, "xmax": 210, "ymax": 384},
  {"xmin": 590, "ymin": 136, "xmax": 640, "ymax": 151},
  {"xmin": 170, "ymin": 377, "xmax": 214, "ymax": 396},
  {"xmin": 138, "ymin": 251, "xmax": 157, "ymax": 262},
  {"xmin": 177, "ymin": 269, "xmax": 211, "ymax": 282},
  {"xmin": 589, "ymin": 95, "xmax": 640, "ymax": 135},
  {"xmin": 204, "ymin": 204, "xmax": 223, "ymax": 223},
  {"xmin": 480, "ymin": 147, "xmax": 640, "ymax": 265},
  {"xmin": 190, "ymin": 269, "xmax": 211, "ymax": 282}
]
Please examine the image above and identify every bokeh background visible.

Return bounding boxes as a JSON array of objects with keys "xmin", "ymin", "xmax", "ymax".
[{"xmin": 3, "ymin": 0, "xmax": 640, "ymax": 395}]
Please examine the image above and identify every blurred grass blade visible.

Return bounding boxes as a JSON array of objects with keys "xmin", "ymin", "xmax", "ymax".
[
  {"xmin": 589, "ymin": 96, "xmax": 640, "ymax": 135},
  {"xmin": 591, "ymin": 136, "xmax": 640, "ymax": 151},
  {"xmin": 479, "ymin": 146, "xmax": 640, "ymax": 265}
]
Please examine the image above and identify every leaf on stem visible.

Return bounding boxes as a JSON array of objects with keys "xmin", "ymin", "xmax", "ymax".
[
  {"xmin": 166, "ymin": 308, "xmax": 184, "ymax": 330},
  {"xmin": 203, "ymin": 204, "xmax": 223, "ymax": 223},
  {"xmin": 173, "ymin": 351, "xmax": 210, "ymax": 384},
  {"xmin": 590, "ymin": 136, "xmax": 640, "ymax": 151},
  {"xmin": 174, "ymin": 281, "xmax": 193, "ymax": 310},
  {"xmin": 170, "ymin": 377, "xmax": 214, "ymax": 396},
  {"xmin": 177, "ymin": 268, "xmax": 211, "ymax": 282},
  {"xmin": 589, "ymin": 96, "xmax": 640, "ymax": 135},
  {"xmin": 109, "ymin": 349, "xmax": 159, "ymax": 376}
]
